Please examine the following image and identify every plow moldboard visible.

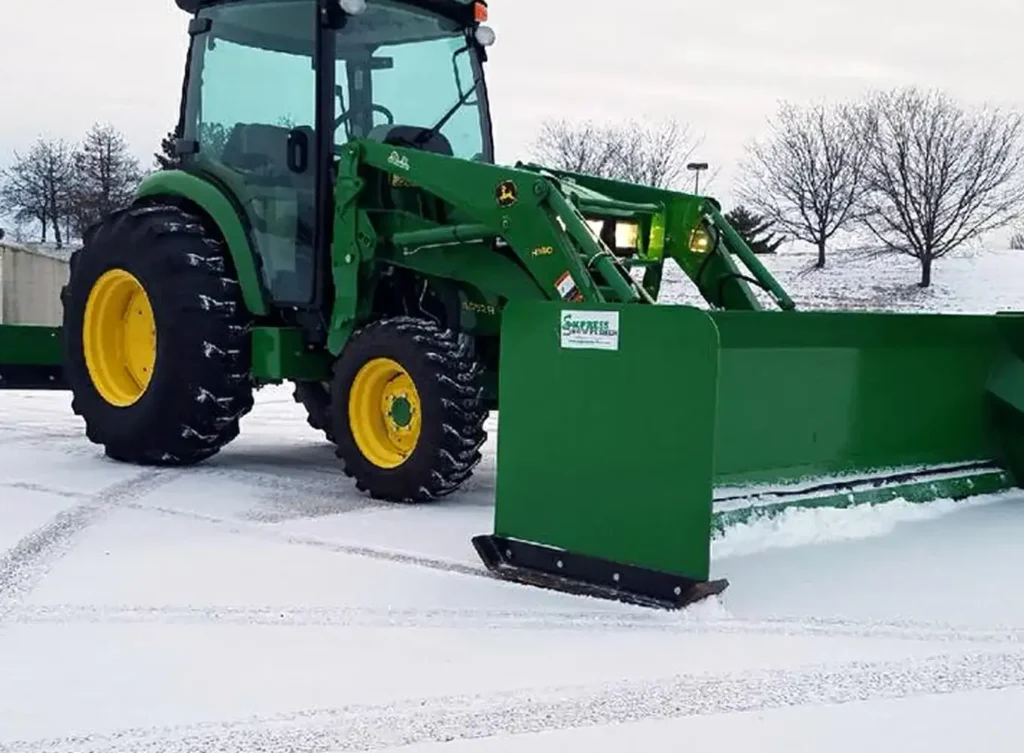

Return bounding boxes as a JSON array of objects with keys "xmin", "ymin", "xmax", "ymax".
[{"xmin": 710, "ymin": 311, "xmax": 1018, "ymax": 488}]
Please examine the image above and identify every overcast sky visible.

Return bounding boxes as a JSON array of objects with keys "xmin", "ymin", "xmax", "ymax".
[{"xmin": 1, "ymin": 0, "xmax": 1021, "ymax": 244}]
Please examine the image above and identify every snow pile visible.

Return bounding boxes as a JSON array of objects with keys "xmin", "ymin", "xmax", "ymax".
[{"xmin": 711, "ymin": 490, "xmax": 1018, "ymax": 560}]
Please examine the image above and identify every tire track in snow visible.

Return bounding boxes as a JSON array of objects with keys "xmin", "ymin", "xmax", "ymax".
[
  {"xmin": 0, "ymin": 472, "xmax": 575, "ymax": 588},
  {"xmin": 9, "ymin": 603, "xmax": 1024, "ymax": 644},
  {"xmin": 0, "ymin": 482, "xmax": 93, "ymax": 500},
  {"xmin": 183, "ymin": 463, "xmax": 497, "ymax": 514},
  {"xmin": 6, "ymin": 648, "xmax": 1024, "ymax": 752},
  {"xmin": 0, "ymin": 471, "xmax": 176, "ymax": 620},
  {"xmin": 122, "ymin": 501, "xmax": 490, "ymax": 579},
  {"xmin": 0, "ymin": 430, "xmax": 103, "ymax": 449}
]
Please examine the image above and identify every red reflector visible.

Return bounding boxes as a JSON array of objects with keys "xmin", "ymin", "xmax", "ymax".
[{"xmin": 474, "ymin": 2, "xmax": 488, "ymax": 21}]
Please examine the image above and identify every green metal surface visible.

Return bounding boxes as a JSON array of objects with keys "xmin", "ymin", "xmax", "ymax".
[
  {"xmin": 485, "ymin": 302, "xmax": 1024, "ymax": 599},
  {"xmin": 352, "ymin": 140, "xmax": 645, "ymax": 305},
  {"xmin": 0, "ymin": 324, "xmax": 63, "ymax": 365},
  {"xmin": 710, "ymin": 310, "xmax": 1024, "ymax": 489},
  {"xmin": 0, "ymin": 324, "xmax": 66, "ymax": 390},
  {"xmin": 527, "ymin": 165, "xmax": 772, "ymax": 310},
  {"xmin": 390, "ymin": 224, "xmax": 494, "ymax": 248},
  {"xmin": 136, "ymin": 170, "xmax": 268, "ymax": 316},
  {"xmin": 251, "ymin": 326, "xmax": 332, "ymax": 382},
  {"xmin": 543, "ymin": 186, "xmax": 645, "ymax": 304},
  {"xmin": 491, "ymin": 301, "xmax": 720, "ymax": 582},
  {"xmin": 705, "ymin": 206, "xmax": 795, "ymax": 311}
]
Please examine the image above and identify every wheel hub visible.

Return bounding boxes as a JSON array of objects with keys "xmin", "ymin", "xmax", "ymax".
[
  {"xmin": 349, "ymin": 357, "xmax": 422, "ymax": 469},
  {"xmin": 388, "ymin": 394, "xmax": 413, "ymax": 428},
  {"xmin": 82, "ymin": 268, "xmax": 157, "ymax": 407}
]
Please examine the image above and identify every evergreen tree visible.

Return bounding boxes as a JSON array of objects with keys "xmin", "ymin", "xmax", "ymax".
[
  {"xmin": 155, "ymin": 128, "xmax": 180, "ymax": 170},
  {"xmin": 725, "ymin": 205, "xmax": 785, "ymax": 254}
]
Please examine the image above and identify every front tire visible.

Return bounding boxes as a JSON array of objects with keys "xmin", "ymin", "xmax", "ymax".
[
  {"xmin": 61, "ymin": 201, "xmax": 255, "ymax": 465},
  {"xmin": 331, "ymin": 316, "xmax": 488, "ymax": 502},
  {"xmin": 293, "ymin": 380, "xmax": 335, "ymax": 443}
]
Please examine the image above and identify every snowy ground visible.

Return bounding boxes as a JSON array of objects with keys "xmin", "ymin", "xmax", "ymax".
[
  {"xmin": 662, "ymin": 246, "xmax": 1024, "ymax": 314},
  {"xmin": 2, "ymin": 247, "xmax": 1024, "ymax": 751}
]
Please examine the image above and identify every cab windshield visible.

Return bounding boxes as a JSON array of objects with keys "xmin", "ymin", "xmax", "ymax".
[
  {"xmin": 336, "ymin": 1, "xmax": 492, "ymax": 161},
  {"xmin": 188, "ymin": 0, "xmax": 492, "ymax": 164}
]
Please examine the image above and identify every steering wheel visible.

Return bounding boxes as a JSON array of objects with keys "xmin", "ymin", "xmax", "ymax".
[{"xmin": 334, "ymin": 103, "xmax": 396, "ymax": 131}]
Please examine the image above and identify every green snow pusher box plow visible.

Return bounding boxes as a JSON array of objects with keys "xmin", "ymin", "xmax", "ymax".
[
  {"xmin": 0, "ymin": 325, "xmax": 66, "ymax": 389},
  {"xmin": 473, "ymin": 302, "xmax": 1024, "ymax": 609},
  {"xmin": 3, "ymin": 0, "xmax": 1024, "ymax": 612}
]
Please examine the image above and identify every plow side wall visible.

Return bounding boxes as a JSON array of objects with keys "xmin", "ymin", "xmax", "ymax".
[{"xmin": 492, "ymin": 301, "xmax": 720, "ymax": 581}]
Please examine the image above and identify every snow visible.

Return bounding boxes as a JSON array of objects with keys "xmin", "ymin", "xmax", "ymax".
[
  {"xmin": 2, "ymin": 246, "xmax": 1024, "ymax": 751},
  {"xmin": 662, "ymin": 245, "xmax": 1024, "ymax": 314}
]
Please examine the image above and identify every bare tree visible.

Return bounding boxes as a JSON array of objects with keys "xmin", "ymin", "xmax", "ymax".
[
  {"xmin": 0, "ymin": 159, "xmax": 49, "ymax": 243},
  {"xmin": 68, "ymin": 123, "xmax": 144, "ymax": 238},
  {"xmin": 532, "ymin": 119, "xmax": 619, "ymax": 177},
  {"xmin": 736, "ymin": 100, "xmax": 872, "ymax": 268},
  {"xmin": 530, "ymin": 117, "xmax": 702, "ymax": 189},
  {"xmin": 615, "ymin": 119, "xmax": 699, "ymax": 189},
  {"xmin": 858, "ymin": 87, "xmax": 1024, "ymax": 286},
  {"xmin": 0, "ymin": 138, "xmax": 76, "ymax": 247},
  {"xmin": 1, "ymin": 146, "xmax": 49, "ymax": 242},
  {"xmin": 1011, "ymin": 225, "xmax": 1024, "ymax": 250}
]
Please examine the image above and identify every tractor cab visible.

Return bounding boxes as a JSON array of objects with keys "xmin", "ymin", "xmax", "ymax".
[{"xmin": 174, "ymin": 0, "xmax": 495, "ymax": 306}]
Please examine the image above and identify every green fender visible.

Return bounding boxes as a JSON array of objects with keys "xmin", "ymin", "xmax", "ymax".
[{"xmin": 135, "ymin": 170, "xmax": 268, "ymax": 316}]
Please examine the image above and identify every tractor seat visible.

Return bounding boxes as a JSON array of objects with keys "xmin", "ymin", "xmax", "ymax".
[
  {"xmin": 366, "ymin": 124, "xmax": 454, "ymax": 157},
  {"xmin": 221, "ymin": 122, "xmax": 317, "ymax": 187}
]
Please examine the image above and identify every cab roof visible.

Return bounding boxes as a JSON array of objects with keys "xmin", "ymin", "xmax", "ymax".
[{"xmin": 174, "ymin": 0, "xmax": 481, "ymax": 27}]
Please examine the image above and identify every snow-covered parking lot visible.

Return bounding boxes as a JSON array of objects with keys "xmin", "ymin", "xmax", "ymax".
[{"xmin": 3, "ymin": 250, "xmax": 1024, "ymax": 752}]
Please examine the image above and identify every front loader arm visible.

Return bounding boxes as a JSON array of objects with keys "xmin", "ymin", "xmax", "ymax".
[
  {"xmin": 526, "ymin": 165, "xmax": 795, "ymax": 311},
  {"xmin": 341, "ymin": 140, "xmax": 648, "ymax": 307}
]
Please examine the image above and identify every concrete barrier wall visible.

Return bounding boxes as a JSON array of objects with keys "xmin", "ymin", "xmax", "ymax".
[{"xmin": 0, "ymin": 244, "xmax": 71, "ymax": 326}]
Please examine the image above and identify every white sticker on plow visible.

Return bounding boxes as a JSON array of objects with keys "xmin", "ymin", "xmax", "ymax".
[
  {"xmin": 555, "ymin": 270, "xmax": 577, "ymax": 300},
  {"xmin": 560, "ymin": 310, "xmax": 620, "ymax": 351}
]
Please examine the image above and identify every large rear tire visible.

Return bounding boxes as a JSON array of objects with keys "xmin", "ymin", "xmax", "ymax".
[
  {"xmin": 331, "ymin": 316, "xmax": 488, "ymax": 502},
  {"xmin": 61, "ymin": 201, "xmax": 255, "ymax": 465}
]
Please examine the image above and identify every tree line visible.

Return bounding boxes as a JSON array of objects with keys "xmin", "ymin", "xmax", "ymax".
[
  {"xmin": 533, "ymin": 86, "xmax": 1024, "ymax": 287},
  {"xmin": 4, "ymin": 86, "xmax": 1023, "ymax": 286},
  {"xmin": 0, "ymin": 123, "xmax": 144, "ymax": 249}
]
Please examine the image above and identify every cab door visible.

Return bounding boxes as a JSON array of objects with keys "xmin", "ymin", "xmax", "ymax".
[{"xmin": 180, "ymin": 0, "xmax": 323, "ymax": 306}]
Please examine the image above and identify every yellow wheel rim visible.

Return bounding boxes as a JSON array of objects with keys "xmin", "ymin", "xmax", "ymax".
[
  {"xmin": 82, "ymin": 268, "xmax": 157, "ymax": 407},
  {"xmin": 348, "ymin": 357, "xmax": 422, "ymax": 469}
]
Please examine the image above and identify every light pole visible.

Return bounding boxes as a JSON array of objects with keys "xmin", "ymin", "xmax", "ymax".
[{"xmin": 686, "ymin": 161, "xmax": 709, "ymax": 195}]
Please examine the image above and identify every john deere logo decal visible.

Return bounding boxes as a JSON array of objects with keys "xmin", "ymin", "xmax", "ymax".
[
  {"xmin": 496, "ymin": 180, "xmax": 518, "ymax": 207},
  {"xmin": 387, "ymin": 150, "xmax": 410, "ymax": 171}
]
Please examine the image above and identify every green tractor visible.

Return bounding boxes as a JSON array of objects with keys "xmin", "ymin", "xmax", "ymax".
[
  {"xmin": 56, "ymin": 0, "xmax": 784, "ymax": 500},
  {"xmin": 3, "ymin": 0, "xmax": 1024, "ymax": 609}
]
